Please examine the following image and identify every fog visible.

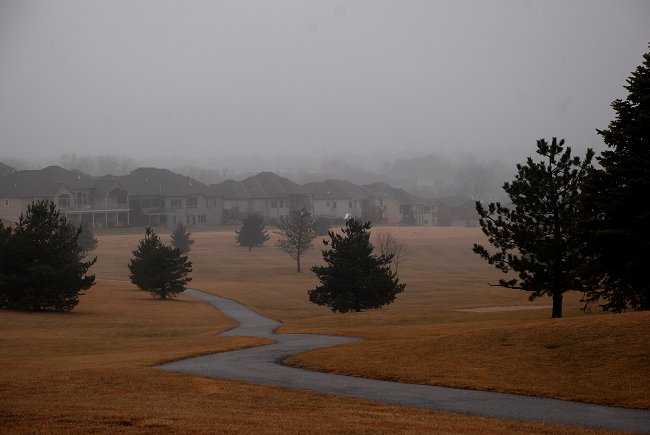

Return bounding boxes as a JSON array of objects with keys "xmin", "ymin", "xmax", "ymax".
[{"xmin": 1, "ymin": 1, "xmax": 649, "ymax": 173}]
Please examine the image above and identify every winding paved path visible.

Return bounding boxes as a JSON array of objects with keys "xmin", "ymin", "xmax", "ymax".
[{"xmin": 160, "ymin": 289, "xmax": 650, "ymax": 433}]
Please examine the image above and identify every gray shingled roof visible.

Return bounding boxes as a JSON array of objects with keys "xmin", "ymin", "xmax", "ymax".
[
  {"xmin": 239, "ymin": 172, "xmax": 306, "ymax": 199},
  {"xmin": 0, "ymin": 166, "xmax": 94, "ymax": 197},
  {"xmin": 363, "ymin": 182, "xmax": 415, "ymax": 205},
  {"xmin": 118, "ymin": 168, "xmax": 207, "ymax": 196},
  {"xmin": 302, "ymin": 179, "xmax": 369, "ymax": 200},
  {"xmin": 94, "ymin": 176, "xmax": 128, "ymax": 196},
  {"xmin": 209, "ymin": 179, "xmax": 252, "ymax": 199}
]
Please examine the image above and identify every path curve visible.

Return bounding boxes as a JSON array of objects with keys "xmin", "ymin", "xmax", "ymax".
[{"xmin": 159, "ymin": 289, "xmax": 650, "ymax": 433}]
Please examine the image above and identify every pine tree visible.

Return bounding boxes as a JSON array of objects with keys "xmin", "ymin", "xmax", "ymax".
[
  {"xmin": 128, "ymin": 227, "xmax": 192, "ymax": 299},
  {"xmin": 77, "ymin": 223, "xmax": 98, "ymax": 255},
  {"xmin": 235, "ymin": 214, "xmax": 269, "ymax": 251},
  {"xmin": 0, "ymin": 200, "xmax": 96, "ymax": 311},
  {"xmin": 171, "ymin": 222, "xmax": 194, "ymax": 254},
  {"xmin": 276, "ymin": 208, "xmax": 316, "ymax": 272},
  {"xmin": 473, "ymin": 138, "xmax": 594, "ymax": 318},
  {"xmin": 579, "ymin": 45, "xmax": 650, "ymax": 311},
  {"xmin": 309, "ymin": 218, "xmax": 406, "ymax": 313},
  {"xmin": 313, "ymin": 217, "xmax": 332, "ymax": 236}
]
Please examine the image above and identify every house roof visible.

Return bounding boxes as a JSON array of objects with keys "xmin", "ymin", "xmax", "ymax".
[
  {"xmin": 209, "ymin": 179, "xmax": 251, "ymax": 199},
  {"xmin": 0, "ymin": 166, "xmax": 94, "ymax": 198},
  {"xmin": 363, "ymin": 182, "xmax": 416, "ymax": 205},
  {"xmin": 94, "ymin": 176, "xmax": 128, "ymax": 196},
  {"xmin": 239, "ymin": 172, "xmax": 306, "ymax": 199},
  {"xmin": 302, "ymin": 179, "xmax": 369, "ymax": 200},
  {"xmin": 118, "ymin": 167, "xmax": 207, "ymax": 197},
  {"xmin": 0, "ymin": 162, "xmax": 15, "ymax": 176}
]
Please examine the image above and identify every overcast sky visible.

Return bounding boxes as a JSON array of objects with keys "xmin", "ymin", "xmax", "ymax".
[{"xmin": 0, "ymin": 0, "xmax": 648, "ymax": 166}]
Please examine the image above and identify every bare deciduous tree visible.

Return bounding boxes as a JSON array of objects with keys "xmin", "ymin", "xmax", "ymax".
[
  {"xmin": 374, "ymin": 231, "xmax": 406, "ymax": 274},
  {"xmin": 276, "ymin": 208, "xmax": 316, "ymax": 273}
]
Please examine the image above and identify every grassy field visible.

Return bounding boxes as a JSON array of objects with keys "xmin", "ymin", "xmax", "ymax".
[{"xmin": 1, "ymin": 225, "xmax": 647, "ymax": 432}]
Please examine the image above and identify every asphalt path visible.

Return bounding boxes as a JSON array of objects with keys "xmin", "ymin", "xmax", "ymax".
[{"xmin": 159, "ymin": 289, "xmax": 650, "ymax": 433}]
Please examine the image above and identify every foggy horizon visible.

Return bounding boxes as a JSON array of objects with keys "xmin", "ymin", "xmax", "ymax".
[{"xmin": 1, "ymin": 1, "xmax": 649, "ymax": 169}]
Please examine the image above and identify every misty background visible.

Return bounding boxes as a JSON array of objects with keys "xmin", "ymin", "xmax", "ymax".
[{"xmin": 1, "ymin": 1, "xmax": 649, "ymax": 200}]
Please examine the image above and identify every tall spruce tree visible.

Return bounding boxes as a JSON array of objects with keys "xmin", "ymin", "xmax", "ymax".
[
  {"xmin": 235, "ymin": 214, "xmax": 269, "ymax": 251},
  {"xmin": 171, "ymin": 222, "xmax": 194, "ymax": 254},
  {"xmin": 309, "ymin": 218, "xmax": 405, "ymax": 313},
  {"xmin": 128, "ymin": 227, "xmax": 192, "ymax": 299},
  {"xmin": 276, "ymin": 208, "xmax": 316, "ymax": 272},
  {"xmin": 0, "ymin": 201, "xmax": 96, "ymax": 311},
  {"xmin": 473, "ymin": 138, "xmax": 594, "ymax": 318},
  {"xmin": 579, "ymin": 45, "xmax": 650, "ymax": 312}
]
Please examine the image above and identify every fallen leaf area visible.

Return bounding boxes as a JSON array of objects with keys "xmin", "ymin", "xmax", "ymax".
[{"xmin": 2, "ymin": 227, "xmax": 645, "ymax": 433}]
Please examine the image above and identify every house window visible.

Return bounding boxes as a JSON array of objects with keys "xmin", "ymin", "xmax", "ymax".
[
  {"xmin": 348, "ymin": 201, "xmax": 353, "ymax": 209},
  {"xmin": 198, "ymin": 214, "xmax": 206, "ymax": 223},
  {"xmin": 332, "ymin": 201, "xmax": 337, "ymax": 208},
  {"xmin": 187, "ymin": 197, "xmax": 198, "ymax": 208},
  {"xmin": 3, "ymin": 199, "xmax": 8, "ymax": 207},
  {"xmin": 141, "ymin": 197, "xmax": 162, "ymax": 209},
  {"xmin": 76, "ymin": 192, "xmax": 87, "ymax": 207},
  {"xmin": 171, "ymin": 199, "xmax": 182, "ymax": 209},
  {"xmin": 279, "ymin": 200, "xmax": 285, "ymax": 208},
  {"xmin": 271, "ymin": 200, "xmax": 278, "ymax": 209},
  {"xmin": 326, "ymin": 202, "xmax": 330, "ymax": 207},
  {"xmin": 58, "ymin": 194, "xmax": 70, "ymax": 209}
]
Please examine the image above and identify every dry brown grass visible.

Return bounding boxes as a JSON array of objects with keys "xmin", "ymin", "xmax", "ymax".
[
  {"xmin": 1, "ymin": 282, "xmax": 603, "ymax": 434},
  {"xmin": 1, "ymin": 225, "xmax": 645, "ymax": 432}
]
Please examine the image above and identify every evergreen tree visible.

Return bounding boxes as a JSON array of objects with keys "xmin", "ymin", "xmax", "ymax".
[
  {"xmin": 473, "ymin": 138, "xmax": 594, "ymax": 318},
  {"xmin": 309, "ymin": 218, "xmax": 406, "ymax": 313},
  {"xmin": 171, "ymin": 222, "xmax": 194, "ymax": 254},
  {"xmin": 0, "ymin": 221, "xmax": 14, "ymax": 308},
  {"xmin": 77, "ymin": 223, "xmax": 98, "ymax": 255},
  {"xmin": 313, "ymin": 217, "xmax": 332, "ymax": 236},
  {"xmin": 276, "ymin": 208, "xmax": 316, "ymax": 272},
  {"xmin": 128, "ymin": 227, "xmax": 192, "ymax": 299},
  {"xmin": 580, "ymin": 45, "xmax": 650, "ymax": 312},
  {"xmin": 235, "ymin": 214, "xmax": 269, "ymax": 251},
  {"xmin": 0, "ymin": 201, "xmax": 96, "ymax": 311}
]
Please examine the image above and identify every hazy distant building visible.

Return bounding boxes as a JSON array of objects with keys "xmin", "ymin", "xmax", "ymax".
[
  {"xmin": 211, "ymin": 172, "xmax": 309, "ymax": 224},
  {"xmin": 118, "ymin": 167, "xmax": 221, "ymax": 227},
  {"xmin": 436, "ymin": 196, "xmax": 479, "ymax": 227},
  {"xmin": 0, "ymin": 165, "xmax": 129, "ymax": 227},
  {"xmin": 302, "ymin": 179, "xmax": 370, "ymax": 221}
]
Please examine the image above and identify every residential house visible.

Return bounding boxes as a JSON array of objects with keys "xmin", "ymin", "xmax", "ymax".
[
  {"xmin": 412, "ymin": 196, "xmax": 438, "ymax": 226},
  {"xmin": 118, "ymin": 167, "xmax": 221, "ymax": 227},
  {"xmin": 0, "ymin": 166, "xmax": 129, "ymax": 228},
  {"xmin": 436, "ymin": 196, "xmax": 479, "ymax": 226},
  {"xmin": 211, "ymin": 172, "xmax": 309, "ymax": 224},
  {"xmin": 208, "ymin": 179, "xmax": 252, "ymax": 224},
  {"xmin": 302, "ymin": 179, "xmax": 370, "ymax": 221},
  {"xmin": 362, "ymin": 182, "xmax": 426, "ymax": 226}
]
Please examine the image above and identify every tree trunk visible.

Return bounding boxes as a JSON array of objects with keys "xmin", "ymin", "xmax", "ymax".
[
  {"xmin": 248, "ymin": 246, "xmax": 252, "ymax": 252},
  {"xmin": 296, "ymin": 256, "xmax": 301, "ymax": 273},
  {"xmin": 552, "ymin": 292, "xmax": 563, "ymax": 318}
]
